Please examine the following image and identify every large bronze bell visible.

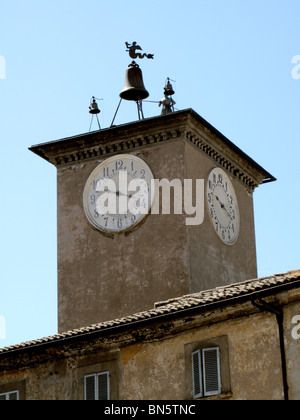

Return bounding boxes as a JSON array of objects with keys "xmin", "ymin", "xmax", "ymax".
[{"xmin": 120, "ymin": 61, "xmax": 149, "ymax": 101}]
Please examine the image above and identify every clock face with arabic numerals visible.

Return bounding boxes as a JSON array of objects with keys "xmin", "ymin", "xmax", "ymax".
[
  {"xmin": 83, "ymin": 154, "xmax": 154, "ymax": 233},
  {"xmin": 207, "ymin": 167, "xmax": 240, "ymax": 245}
]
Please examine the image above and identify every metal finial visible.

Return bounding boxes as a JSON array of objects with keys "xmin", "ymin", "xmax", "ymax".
[
  {"xmin": 89, "ymin": 97, "xmax": 102, "ymax": 131},
  {"xmin": 89, "ymin": 97, "xmax": 101, "ymax": 115},
  {"xmin": 164, "ymin": 78, "xmax": 175, "ymax": 96},
  {"xmin": 159, "ymin": 78, "xmax": 176, "ymax": 116}
]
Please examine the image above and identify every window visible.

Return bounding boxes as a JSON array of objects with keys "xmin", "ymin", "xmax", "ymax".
[
  {"xmin": 0, "ymin": 391, "xmax": 19, "ymax": 401},
  {"xmin": 77, "ymin": 356, "xmax": 118, "ymax": 400},
  {"xmin": 84, "ymin": 372, "xmax": 110, "ymax": 401},
  {"xmin": 185, "ymin": 336, "xmax": 231, "ymax": 400},
  {"xmin": 192, "ymin": 347, "xmax": 221, "ymax": 398}
]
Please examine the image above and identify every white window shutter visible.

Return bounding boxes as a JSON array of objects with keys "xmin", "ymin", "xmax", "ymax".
[
  {"xmin": 98, "ymin": 372, "xmax": 110, "ymax": 401},
  {"xmin": 8, "ymin": 391, "xmax": 19, "ymax": 401},
  {"xmin": 202, "ymin": 347, "xmax": 221, "ymax": 397},
  {"xmin": 192, "ymin": 350, "xmax": 203, "ymax": 399},
  {"xmin": 85, "ymin": 374, "xmax": 96, "ymax": 400}
]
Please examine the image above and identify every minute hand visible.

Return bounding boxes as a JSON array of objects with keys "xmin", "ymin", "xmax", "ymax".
[{"xmin": 216, "ymin": 196, "xmax": 232, "ymax": 220}]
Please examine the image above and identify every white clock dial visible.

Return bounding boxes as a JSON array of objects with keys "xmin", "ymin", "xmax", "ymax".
[
  {"xmin": 207, "ymin": 168, "xmax": 240, "ymax": 245},
  {"xmin": 83, "ymin": 154, "xmax": 154, "ymax": 233}
]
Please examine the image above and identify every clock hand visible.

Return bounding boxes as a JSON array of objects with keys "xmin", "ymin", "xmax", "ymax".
[
  {"xmin": 216, "ymin": 196, "xmax": 233, "ymax": 220},
  {"xmin": 215, "ymin": 195, "xmax": 226, "ymax": 209},
  {"xmin": 98, "ymin": 189, "xmax": 133, "ymax": 200},
  {"xmin": 116, "ymin": 191, "xmax": 132, "ymax": 198}
]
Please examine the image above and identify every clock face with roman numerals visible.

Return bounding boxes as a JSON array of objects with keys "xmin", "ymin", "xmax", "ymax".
[{"xmin": 207, "ymin": 167, "xmax": 240, "ymax": 245}]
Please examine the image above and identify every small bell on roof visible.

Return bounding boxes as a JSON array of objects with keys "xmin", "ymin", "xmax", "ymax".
[
  {"xmin": 159, "ymin": 78, "xmax": 176, "ymax": 116},
  {"xmin": 164, "ymin": 78, "xmax": 175, "ymax": 96},
  {"xmin": 89, "ymin": 97, "xmax": 101, "ymax": 115}
]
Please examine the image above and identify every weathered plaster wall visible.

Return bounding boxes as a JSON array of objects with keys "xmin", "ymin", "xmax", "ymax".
[
  {"xmin": 57, "ymin": 139, "xmax": 189, "ymax": 332},
  {"xmin": 57, "ymin": 135, "xmax": 259, "ymax": 333},
  {"xmin": 0, "ymin": 306, "xmax": 285, "ymax": 400},
  {"xmin": 184, "ymin": 140, "xmax": 258, "ymax": 293},
  {"xmin": 118, "ymin": 310, "xmax": 283, "ymax": 400}
]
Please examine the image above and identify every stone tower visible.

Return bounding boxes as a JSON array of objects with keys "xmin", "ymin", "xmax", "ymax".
[{"xmin": 30, "ymin": 109, "xmax": 275, "ymax": 332}]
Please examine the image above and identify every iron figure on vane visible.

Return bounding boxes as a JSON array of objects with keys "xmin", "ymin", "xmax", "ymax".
[{"xmin": 125, "ymin": 42, "xmax": 154, "ymax": 60}]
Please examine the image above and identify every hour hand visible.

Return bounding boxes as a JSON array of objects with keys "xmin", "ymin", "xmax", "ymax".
[{"xmin": 116, "ymin": 190, "xmax": 132, "ymax": 198}]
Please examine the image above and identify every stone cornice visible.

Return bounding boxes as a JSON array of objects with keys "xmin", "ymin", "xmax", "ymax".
[{"xmin": 29, "ymin": 109, "xmax": 276, "ymax": 189}]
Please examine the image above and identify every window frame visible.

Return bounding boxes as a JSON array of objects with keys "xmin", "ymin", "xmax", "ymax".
[
  {"xmin": 185, "ymin": 336, "xmax": 231, "ymax": 400},
  {"xmin": 0, "ymin": 390, "xmax": 19, "ymax": 400},
  {"xmin": 77, "ymin": 355, "xmax": 118, "ymax": 400},
  {"xmin": 84, "ymin": 371, "xmax": 110, "ymax": 401},
  {"xmin": 0, "ymin": 380, "xmax": 25, "ymax": 400}
]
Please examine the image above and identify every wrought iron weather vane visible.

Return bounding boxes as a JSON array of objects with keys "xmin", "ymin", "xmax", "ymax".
[{"xmin": 125, "ymin": 42, "xmax": 154, "ymax": 60}]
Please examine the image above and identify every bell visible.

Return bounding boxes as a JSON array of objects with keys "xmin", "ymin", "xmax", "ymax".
[
  {"xmin": 164, "ymin": 78, "xmax": 175, "ymax": 96},
  {"xmin": 120, "ymin": 62, "xmax": 149, "ymax": 101},
  {"xmin": 89, "ymin": 97, "xmax": 101, "ymax": 114}
]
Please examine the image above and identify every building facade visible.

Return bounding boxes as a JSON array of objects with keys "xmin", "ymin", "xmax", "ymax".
[
  {"xmin": 1, "ymin": 270, "xmax": 300, "ymax": 400},
  {"xmin": 2, "ymin": 109, "xmax": 298, "ymax": 401}
]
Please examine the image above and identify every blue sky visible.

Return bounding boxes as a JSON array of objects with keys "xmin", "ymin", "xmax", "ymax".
[{"xmin": 0, "ymin": 0, "xmax": 299, "ymax": 347}]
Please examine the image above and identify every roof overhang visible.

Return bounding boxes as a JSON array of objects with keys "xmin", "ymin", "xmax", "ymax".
[{"xmin": 29, "ymin": 109, "xmax": 276, "ymax": 189}]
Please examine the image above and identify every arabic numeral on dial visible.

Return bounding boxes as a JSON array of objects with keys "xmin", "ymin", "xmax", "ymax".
[
  {"xmin": 131, "ymin": 215, "xmax": 136, "ymax": 224},
  {"xmin": 116, "ymin": 160, "xmax": 123, "ymax": 170},
  {"xmin": 117, "ymin": 219, "xmax": 122, "ymax": 229},
  {"xmin": 90, "ymin": 194, "xmax": 96, "ymax": 204},
  {"xmin": 140, "ymin": 169, "xmax": 146, "ymax": 179},
  {"xmin": 103, "ymin": 167, "xmax": 109, "ymax": 177},
  {"xmin": 94, "ymin": 209, "xmax": 99, "ymax": 219}
]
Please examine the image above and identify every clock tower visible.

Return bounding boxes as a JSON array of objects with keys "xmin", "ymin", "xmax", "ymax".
[{"xmin": 30, "ymin": 109, "xmax": 275, "ymax": 333}]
